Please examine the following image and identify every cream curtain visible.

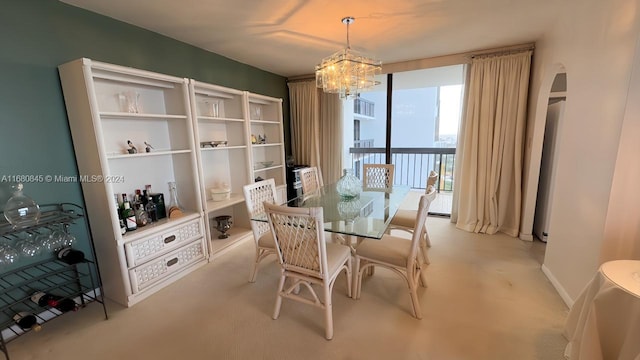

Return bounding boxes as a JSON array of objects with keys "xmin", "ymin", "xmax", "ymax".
[
  {"xmin": 288, "ymin": 81, "xmax": 320, "ymax": 171},
  {"xmin": 453, "ymin": 50, "xmax": 532, "ymax": 236},
  {"xmin": 318, "ymin": 91, "xmax": 343, "ymax": 184},
  {"xmin": 288, "ymin": 80, "xmax": 343, "ymax": 185}
]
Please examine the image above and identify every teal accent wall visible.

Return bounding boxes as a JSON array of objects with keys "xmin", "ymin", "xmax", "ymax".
[{"xmin": 0, "ymin": 0, "xmax": 289, "ymax": 268}]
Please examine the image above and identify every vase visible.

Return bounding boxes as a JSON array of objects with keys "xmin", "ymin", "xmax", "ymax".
[
  {"xmin": 336, "ymin": 169, "xmax": 361, "ymax": 200},
  {"xmin": 337, "ymin": 197, "xmax": 362, "ymax": 222},
  {"xmin": 3, "ymin": 183, "xmax": 41, "ymax": 229},
  {"xmin": 214, "ymin": 215, "xmax": 233, "ymax": 239}
]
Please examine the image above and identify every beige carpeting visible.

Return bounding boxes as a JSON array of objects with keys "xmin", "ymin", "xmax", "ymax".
[{"xmin": 7, "ymin": 216, "xmax": 569, "ymax": 360}]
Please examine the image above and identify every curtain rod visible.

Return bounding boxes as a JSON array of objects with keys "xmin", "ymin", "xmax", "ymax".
[
  {"xmin": 287, "ymin": 76, "xmax": 315, "ymax": 83},
  {"xmin": 468, "ymin": 43, "xmax": 535, "ymax": 59},
  {"xmin": 286, "ymin": 42, "xmax": 536, "ymax": 82}
]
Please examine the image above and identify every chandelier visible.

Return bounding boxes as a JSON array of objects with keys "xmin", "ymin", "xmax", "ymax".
[{"xmin": 315, "ymin": 16, "xmax": 382, "ymax": 99}]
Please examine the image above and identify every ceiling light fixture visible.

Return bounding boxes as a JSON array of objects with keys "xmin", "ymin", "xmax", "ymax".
[{"xmin": 315, "ymin": 16, "xmax": 382, "ymax": 99}]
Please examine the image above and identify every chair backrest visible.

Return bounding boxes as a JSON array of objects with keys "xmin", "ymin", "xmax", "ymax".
[
  {"xmin": 243, "ymin": 179, "xmax": 278, "ymax": 241},
  {"xmin": 427, "ymin": 171, "xmax": 438, "ymax": 189},
  {"xmin": 299, "ymin": 167, "xmax": 321, "ymax": 199},
  {"xmin": 264, "ymin": 202, "xmax": 328, "ymax": 279},
  {"xmin": 408, "ymin": 192, "xmax": 435, "ymax": 267},
  {"xmin": 363, "ymin": 164, "xmax": 395, "ymax": 189}
]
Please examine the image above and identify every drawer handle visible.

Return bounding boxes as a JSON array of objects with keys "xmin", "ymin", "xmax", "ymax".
[
  {"xmin": 164, "ymin": 235, "xmax": 176, "ymax": 244},
  {"xmin": 167, "ymin": 258, "xmax": 179, "ymax": 267}
]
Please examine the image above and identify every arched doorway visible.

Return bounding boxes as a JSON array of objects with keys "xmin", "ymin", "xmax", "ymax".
[{"xmin": 533, "ymin": 70, "xmax": 567, "ymax": 243}]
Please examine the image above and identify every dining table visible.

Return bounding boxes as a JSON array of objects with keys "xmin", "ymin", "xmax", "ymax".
[{"xmin": 253, "ymin": 183, "xmax": 411, "ymax": 241}]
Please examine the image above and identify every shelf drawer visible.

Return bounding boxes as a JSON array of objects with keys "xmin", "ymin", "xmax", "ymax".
[
  {"xmin": 129, "ymin": 239, "xmax": 205, "ymax": 293},
  {"xmin": 124, "ymin": 218, "xmax": 203, "ymax": 267}
]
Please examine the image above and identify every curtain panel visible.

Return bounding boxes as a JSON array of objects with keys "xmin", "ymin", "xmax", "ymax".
[
  {"xmin": 288, "ymin": 81, "xmax": 343, "ymax": 185},
  {"xmin": 288, "ymin": 81, "xmax": 320, "ymax": 170},
  {"xmin": 454, "ymin": 50, "xmax": 532, "ymax": 237}
]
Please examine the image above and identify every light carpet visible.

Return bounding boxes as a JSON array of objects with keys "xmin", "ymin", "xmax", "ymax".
[{"xmin": 7, "ymin": 216, "xmax": 569, "ymax": 360}]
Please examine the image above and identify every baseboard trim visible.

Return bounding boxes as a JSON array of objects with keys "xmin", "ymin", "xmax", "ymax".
[
  {"xmin": 541, "ymin": 264, "xmax": 573, "ymax": 308},
  {"xmin": 519, "ymin": 232, "xmax": 533, "ymax": 241}
]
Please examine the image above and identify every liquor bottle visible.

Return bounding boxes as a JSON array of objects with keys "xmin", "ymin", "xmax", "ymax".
[
  {"xmin": 57, "ymin": 246, "xmax": 85, "ymax": 265},
  {"xmin": 146, "ymin": 185, "xmax": 166, "ymax": 220},
  {"xmin": 167, "ymin": 181, "xmax": 184, "ymax": 219},
  {"xmin": 122, "ymin": 198, "xmax": 137, "ymax": 231},
  {"xmin": 133, "ymin": 190, "xmax": 148, "ymax": 227},
  {"xmin": 144, "ymin": 187, "xmax": 158, "ymax": 223},
  {"xmin": 31, "ymin": 291, "xmax": 78, "ymax": 312},
  {"xmin": 13, "ymin": 312, "xmax": 42, "ymax": 332},
  {"xmin": 115, "ymin": 194, "xmax": 126, "ymax": 235}
]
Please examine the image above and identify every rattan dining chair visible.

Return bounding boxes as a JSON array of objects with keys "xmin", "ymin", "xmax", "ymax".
[
  {"xmin": 242, "ymin": 179, "xmax": 278, "ymax": 283},
  {"xmin": 362, "ymin": 164, "xmax": 395, "ymax": 190},
  {"xmin": 264, "ymin": 202, "xmax": 352, "ymax": 340},
  {"xmin": 353, "ymin": 193, "xmax": 433, "ymax": 319},
  {"xmin": 298, "ymin": 166, "xmax": 322, "ymax": 201},
  {"xmin": 388, "ymin": 185, "xmax": 437, "ymax": 266}
]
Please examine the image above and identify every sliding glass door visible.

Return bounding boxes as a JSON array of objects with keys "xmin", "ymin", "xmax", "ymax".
[{"xmin": 343, "ymin": 65, "xmax": 465, "ymax": 215}]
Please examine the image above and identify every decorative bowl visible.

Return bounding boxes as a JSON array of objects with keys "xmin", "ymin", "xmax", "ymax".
[
  {"xmin": 200, "ymin": 140, "xmax": 228, "ymax": 148},
  {"xmin": 259, "ymin": 161, "xmax": 274, "ymax": 168}
]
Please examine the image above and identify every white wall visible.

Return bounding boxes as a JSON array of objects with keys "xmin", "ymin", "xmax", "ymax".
[
  {"xmin": 521, "ymin": 0, "xmax": 640, "ymax": 305},
  {"xmin": 520, "ymin": 0, "xmax": 640, "ymax": 304},
  {"xmin": 601, "ymin": 33, "xmax": 640, "ymax": 262}
]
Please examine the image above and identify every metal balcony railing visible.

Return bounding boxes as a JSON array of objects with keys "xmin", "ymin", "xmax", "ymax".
[
  {"xmin": 354, "ymin": 98, "xmax": 375, "ymax": 118},
  {"xmin": 348, "ymin": 147, "xmax": 456, "ymax": 192},
  {"xmin": 353, "ymin": 139, "xmax": 374, "ymax": 148}
]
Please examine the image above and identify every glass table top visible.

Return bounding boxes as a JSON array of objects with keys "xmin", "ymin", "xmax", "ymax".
[{"xmin": 252, "ymin": 183, "xmax": 410, "ymax": 240}]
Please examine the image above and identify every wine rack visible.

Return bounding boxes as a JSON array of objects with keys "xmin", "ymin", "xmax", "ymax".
[{"xmin": 0, "ymin": 204, "xmax": 107, "ymax": 360}]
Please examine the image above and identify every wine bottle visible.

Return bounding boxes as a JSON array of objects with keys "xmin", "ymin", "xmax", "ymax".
[
  {"xmin": 31, "ymin": 291, "xmax": 78, "ymax": 312},
  {"xmin": 57, "ymin": 246, "xmax": 85, "ymax": 265},
  {"xmin": 13, "ymin": 312, "xmax": 42, "ymax": 332},
  {"xmin": 122, "ymin": 200, "xmax": 137, "ymax": 231}
]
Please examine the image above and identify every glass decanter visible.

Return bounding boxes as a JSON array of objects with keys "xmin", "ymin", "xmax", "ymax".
[
  {"xmin": 167, "ymin": 181, "xmax": 184, "ymax": 219},
  {"xmin": 3, "ymin": 183, "xmax": 41, "ymax": 229},
  {"xmin": 336, "ymin": 169, "xmax": 362, "ymax": 200}
]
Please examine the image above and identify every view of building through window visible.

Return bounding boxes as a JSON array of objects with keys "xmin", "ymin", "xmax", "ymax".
[{"xmin": 342, "ymin": 65, "xmax": 465, "ymax": 215}]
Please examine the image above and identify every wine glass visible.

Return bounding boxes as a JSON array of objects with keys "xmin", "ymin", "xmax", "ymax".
[
  {"xmin": 15, "ymin": 232, "xmax": 41, "ymax": 258},
  {"xmin": 49, "ymin": 224, "xmax": 67, "ymax": 251},
  {"xmin": 61, "ymin": 224, "xmax": 76, "ymax": 248},
  {"xmin": 0, "ymin": 240, "xmax": 20, "ymax": 268},
  {"xmin": 36, "ymin": 228, "xmax": 56, "ymax": 253}
]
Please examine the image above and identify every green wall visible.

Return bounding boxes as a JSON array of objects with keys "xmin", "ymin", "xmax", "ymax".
[{"xmin": 0, "ymin": 0, "xmax": 289, "ymax": 267}]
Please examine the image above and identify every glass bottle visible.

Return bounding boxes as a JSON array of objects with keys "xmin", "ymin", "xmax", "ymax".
[
  {"xmin": 122, "ymin": 199, "xmax": 137, "ymax": 231},
  {"xmin": 13, "ymin": 312, "xmax": 42, "ymax": 332},
  {"xmin": 167, "ymin": 181, "xmax": 184, "ymax": 219},
  {"xmin": 3, "ymin": 183, "xmax": 41, "ymax": 229},
  {"xmin": 336, "ymin": 169, "xmax": 362, "ymax": 200}
]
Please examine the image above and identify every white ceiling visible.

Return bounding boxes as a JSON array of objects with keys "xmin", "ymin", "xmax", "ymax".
[{"xmin": 59, "ymin": 0, "xmax": 558, "ymax": 78}]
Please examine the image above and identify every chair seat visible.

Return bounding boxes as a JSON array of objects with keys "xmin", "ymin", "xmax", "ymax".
[
  {"xmin": 390, "ymin": 209, "xmax": 417, "ymax": 228},
  {"xmin": 258, "ymin": 231, "xmax": 276, "ymax": 249},
  {"xmin": 355, "ymin": 235, "xmax": 411, "ymax": 268},
  {"xmin": 325, "ymin": 242, "xmax": 352, "ymax": 277}
]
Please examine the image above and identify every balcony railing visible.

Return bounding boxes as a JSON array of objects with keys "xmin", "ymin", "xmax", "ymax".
[
  {"xmin": 348, "ymin": 147, "xmax": 456, "ymax": 192},
  {"xmin": 353, "ymin": 139, "xmax": 374, "ymax": 148},
  {"xmin": 354, "ymin": 98, "xmax": 375, "ymax": 118}
]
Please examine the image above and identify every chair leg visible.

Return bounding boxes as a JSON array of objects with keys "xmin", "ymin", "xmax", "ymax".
[
  {"xmin": 424, "ymin": 229, "xmax": 432, "ymax": 248},
  {"xmin": 273, "ymin": 272, "xmax": 286, "ymax": 319},
  {"xmin": 353, "ymin": 257, "xmax": 361, "ymax": 299},
  {"xmin": 324, "ymin": 282, "xmax": 333, "ymax": 340},
  {"xmin": 407, "ymin": 272, "xmax": 423, "ymax": 319},
  {"xmin": 345, "ymin": 257, "xmax": 352, "ymax": 298},
  {"xmin": 248, "ymin": 249, "xmax": 261, "ymax": 283},
  {"xmin": 420, "ymin": 239, "xmax": 430, "ymax": 266}
]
